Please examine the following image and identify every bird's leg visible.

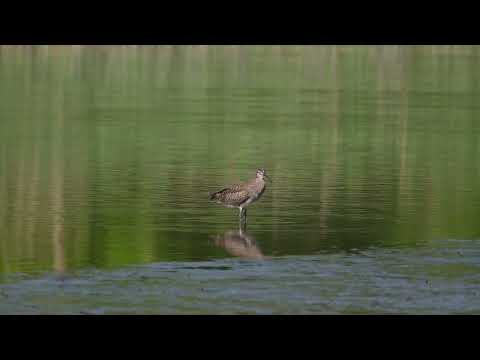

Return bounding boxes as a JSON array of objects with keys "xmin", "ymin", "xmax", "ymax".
[
  {"xmin": 239, "ymin": 207, "xmax": 247, "ymax": 229},
  {"xmin": 239, "ymin": 207, "xmax": 244, "ymax": 222},
  {"xmin": 240, "ymin": 221, "xmax": 247, "ymax": 233}
]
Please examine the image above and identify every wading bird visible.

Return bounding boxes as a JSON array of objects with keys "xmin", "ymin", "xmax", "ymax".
[{"xmin": 209, "ymin": 168, "xmax": 270, "ymax": 226}]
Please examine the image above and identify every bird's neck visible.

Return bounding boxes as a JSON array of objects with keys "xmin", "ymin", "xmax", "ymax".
[{"xmin": 249, "ymin": 177, "xmax": 265, "ymax": 188}]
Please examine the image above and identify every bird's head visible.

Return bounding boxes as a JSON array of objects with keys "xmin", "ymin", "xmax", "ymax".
[{"xmin": 256, "ymin": 168, "xmax": 271, "ymax": 182}]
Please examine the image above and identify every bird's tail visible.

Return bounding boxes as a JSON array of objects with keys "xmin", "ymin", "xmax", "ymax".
[{"xmin": 208, "ymin": 191, "xmax": 218, "ymax": 200}]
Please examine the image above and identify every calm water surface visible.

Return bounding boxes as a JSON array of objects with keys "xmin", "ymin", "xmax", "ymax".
[{"xmin": 0, "ymin": 46, "xmax": 479, "ymax": 314}]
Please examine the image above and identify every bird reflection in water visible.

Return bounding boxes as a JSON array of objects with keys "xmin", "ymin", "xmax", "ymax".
[{"xmin": 213, "ymin": 227, "xmax": 265, "ymax": 260}]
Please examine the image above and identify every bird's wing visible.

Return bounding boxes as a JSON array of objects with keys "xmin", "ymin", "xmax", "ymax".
[{"xmin": 210, "ymin": 185, "xmax": 250, "ymax": 206}]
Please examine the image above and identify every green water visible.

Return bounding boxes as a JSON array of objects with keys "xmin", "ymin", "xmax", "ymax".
[{"xmin": 0, "ymin": 46, "xmax": 479, "ymax": 314}]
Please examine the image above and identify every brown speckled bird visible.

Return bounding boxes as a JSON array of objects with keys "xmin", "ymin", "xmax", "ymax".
[{"xmin": 209, "ymin": 169, "xmax": 270, "ymax": 225}]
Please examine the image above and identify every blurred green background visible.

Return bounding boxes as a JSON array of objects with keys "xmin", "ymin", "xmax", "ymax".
[{"xmin": 1, "ymin": 45, "xmax": 479, "ymax": 278}]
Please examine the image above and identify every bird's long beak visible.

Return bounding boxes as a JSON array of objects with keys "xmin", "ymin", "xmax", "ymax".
[{"xmin": 264, "ymin": 174, "xmax": 272, "ymax": 183}]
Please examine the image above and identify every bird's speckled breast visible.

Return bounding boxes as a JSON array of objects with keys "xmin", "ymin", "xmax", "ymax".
[{"xmin": 242, "ymin": 180, "xmax": 266, "ymax": 207}]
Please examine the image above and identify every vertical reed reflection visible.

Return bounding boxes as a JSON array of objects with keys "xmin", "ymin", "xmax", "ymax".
[
  {"xmin": 0, "ymin": 140, "xmax": 8, "ymax": 275},
  {"xmin": 51, "ymin": 86, "xmax": 66, "ymax": 274},
  {"xmin": 318, "ymin": 46, "xmax": 340, "ymax": 239}
]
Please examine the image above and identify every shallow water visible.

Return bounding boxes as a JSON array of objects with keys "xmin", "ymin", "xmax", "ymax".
[
  {"xmin": 1, "ymin": 240, "xmax": 478, "ymax": 314},
  {"xmin": 1, "ymin": 46, "xmax": 480, "ymax": 314}
]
